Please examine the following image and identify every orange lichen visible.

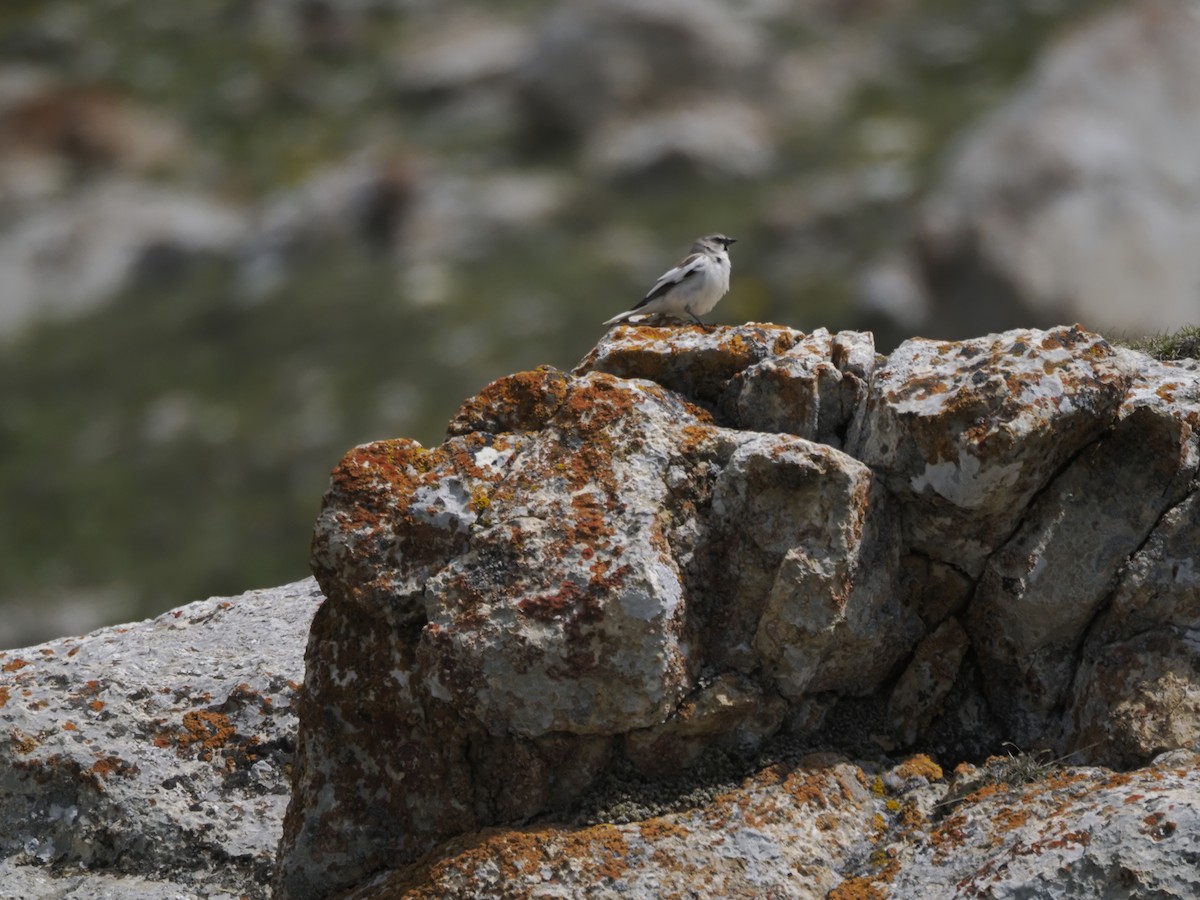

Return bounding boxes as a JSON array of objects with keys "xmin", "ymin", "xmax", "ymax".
[
  {"xmin": 400, "ymin": 823, "xmax": 633, "ymax": 895},
  {"xmin": 0, "ymin": 686, "xmax": 8, "ymax": 708},
  {"xmin": 86, "ymin": 755, "xmax": 137, "ymax": 783},
  {"xmin": 783, "ymin": 771, "xmax": 834, "ymax": 809},
  {"xmin": 993, "ymin": 805, "xmax": 1032, "ymax": 832},
  {"xmin": 2, "ymin": 658, "xmax": 30, "ymax": 673},
  {"xmin": 177, "ymin": 710, "xmax": 235, "ymax": 758},
  {"xmin": 894, "ymin": 754, "xmax": 943, "ymax": 782},
  {"xmin": 9, "ymin": 730, "xmax": 37, "ymax": 754},
  {"xmin": 89, "ymin": 699, "xmax": 105, "ymax": 713},
  {"xmin": 828, "ymin": 858, "xmax": 900, "ymax": 900},
  {"xmin": 638, "ymin": 818, "xmax": 690, "ymax": 843}
]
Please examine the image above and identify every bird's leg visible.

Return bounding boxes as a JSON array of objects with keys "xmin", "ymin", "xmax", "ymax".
[{"xmin": 686, "ymin": 308, "xmax": 713, "ymax": 332}]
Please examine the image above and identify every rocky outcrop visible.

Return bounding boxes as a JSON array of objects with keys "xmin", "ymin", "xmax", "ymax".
[
  {"xmin": 277, "ymin": 322, "xmax": 1200, "ymax": 898},
  {"xmin": 337, "ymin": 750, "xmax": 1200, "ymax": 899},
  {"xmin": 0, "ymin": 580, "xmax": 321, "ymax": 898}
]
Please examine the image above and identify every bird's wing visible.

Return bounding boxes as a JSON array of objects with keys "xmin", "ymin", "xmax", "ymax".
[{"xmin": 630, "ymin": 252, "xmax": 706, "ymax": 310}]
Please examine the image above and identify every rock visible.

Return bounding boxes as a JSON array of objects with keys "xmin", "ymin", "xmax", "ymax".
[
  {"xmin": 1064, "ymin": 358, "xmax": 1200, "ymax": 765},
  {"xmin": 342, "ymin": 755, "xmax": 884, "ymax": 899},
  {"xmin": 969, "ymin": 401, "xmax": 1197, "ymax": 747},
  {"xmin": 334, "ymin": 752, "xmax": 1200, "ymax": 899},
  {"xmin": 517, "ymin": 0, "xmax": 766, "ymax": 143},
  {"xmin": 273, "ymin": 321, "xmax": 1200, "ymax": 897},
  {"xmin": 886, "ymin": 751, "xmax": 1200, "ymax": 899},
  {"xmin": 889, "ymin": 616, "xmax": 970, "ymax": 746},
  {"xmin": 914, "ymin": 0, "xmax": 1200, "ymax": 338},
  {"xmin": 623, "ymin": 672, "xmax": 785, "ymax": 777},
  {"xmin": 583, "ymin": 100, "xmax": 776, "ymax": 179},
  {"xmin": 0, "ymin": 178, "xmax": 245, "ymax": 335},
  {"xmin": 710, "ymin": 434, "xmax": 919, "ymax": 695},
  {"xmin": 577, "ymin": 323, "xmax": 874, "ymax": 445},
  {"xmin": 280, "ymin": 324, "xmax": 915, "ymax": 898},
  {"xmin": 848, "ymin": 325, "xmax": 1134, "ymax": 577},
  {"xmin": 0, "ymin": 579, "xmax": 322, "ymax": 898}
]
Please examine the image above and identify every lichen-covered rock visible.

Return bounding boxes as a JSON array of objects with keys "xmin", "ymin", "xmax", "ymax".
[
  {"xmin": 278, "ymin": 321, "xmax": 1200, "ymax": 899},
  {"xmin": 969, "ymin": 402, "xmax": 1197, "ymax": 747},
  {"xmin": 342, "ymin": 754, "xmax": 885, "ymax": 899},
  {"xmin": 849, "ymin": 324, "xmax": 1134, "ymax": 577},
  {"xmin": 886, "ymin": 751, "xmax": 1200, "ymax": 899},
  {"xmin": 418, "ymin": 372, "xmax": 706, "ymax": 737},
  {"xmin": 279, "ymin": 324, "xmax": 914, "ymax": 899},
  {"xmin": 0, "ymin": 579, "xmax": 321, "ymax": 898},
  {"xmin": 1065, "ymin": 359, "xmax": 1200, "ymax": 766},
  {"xmin": 331, "ymin": 751, "xmax": 1200, "ymax": 899}
]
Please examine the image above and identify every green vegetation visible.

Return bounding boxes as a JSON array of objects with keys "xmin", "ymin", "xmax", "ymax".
[{"xmin": 1118, "ymin": 326, "xmax": 1200, "ymax": 361}]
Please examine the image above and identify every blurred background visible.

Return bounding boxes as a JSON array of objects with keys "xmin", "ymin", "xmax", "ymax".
[{"xmin": 2, "ymin": 0, "xmax": 1197, "ymax": 647}]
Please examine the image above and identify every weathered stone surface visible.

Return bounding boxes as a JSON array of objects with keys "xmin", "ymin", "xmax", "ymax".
[
  {"xmin": 969, "ymin": 403, "xmax": 1198, "ymax": 747},
  {"xmin": 342, "ymin": 754, "xmax": 885, "ymax": 900},
  {"xmin": 419, "ymin": 373, "xmax": 704, "ymax": 738},
  {"xmin": 849, "ymin": 324, "xmax": 1135, "ymax": 576},
  {"xmin": 703, "ymin": 433, "xmax": 917, "ymax": 697},
  {"xmin": 723, "ymin": 327, "xmax": 876, "ymax": 446},
  {"xmin": 278, "ymin": 322, "xmax": 1200, "ymax": 898},
  {"xmin": 279, "ymin": 325, "xmax": 916, "ymax": 899},
  {"xmin": 623, "ymin": 672, "xmax": 785, "ymax": 777},
  {"xmin": 0, "ymin": 579, "xmax": 321, "ymax": 898},
  {"xmin": 332, "ymin": 751, "xmax": 1200, "ymax": 899},
  {"xmin": 887, "ymin": 751, "xmax": 1200, "ymax": 899},
  {"xmin": 889, "ymin": 616, "xmax": 970, "ymax": 746},
  {"xmin": 575, "ymin": 321, "xmax": 807, "ymax": 408}
]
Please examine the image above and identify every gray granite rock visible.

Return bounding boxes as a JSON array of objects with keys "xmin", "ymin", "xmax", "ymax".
[{"xmin": 0, "ymin": 579, "xmax": 322, "ymax": 899}]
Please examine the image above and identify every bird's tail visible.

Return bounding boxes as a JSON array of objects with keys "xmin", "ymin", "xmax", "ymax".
[{"xmin": 603, "ymin": 309, "xmax": 639, "ymax": 326}]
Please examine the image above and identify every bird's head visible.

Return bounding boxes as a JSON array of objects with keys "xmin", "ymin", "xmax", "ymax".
[{"xmin": 695, "ymin": 233, "xmax": 737, "ymax": 253}]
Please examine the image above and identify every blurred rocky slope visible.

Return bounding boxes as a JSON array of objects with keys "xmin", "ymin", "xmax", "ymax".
[{"xmin": 6, "ymin": 0, "xmax": 1188, "ymax": 646}]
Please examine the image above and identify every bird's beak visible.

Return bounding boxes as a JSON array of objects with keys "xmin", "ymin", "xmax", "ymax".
[{"xmin": 725, "ymin": 238, "xmax": 737, "ymax": 246}]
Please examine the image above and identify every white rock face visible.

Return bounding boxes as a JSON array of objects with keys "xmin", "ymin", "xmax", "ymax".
[
  {"xmin": 848, "ymin": 326, "xmax": 1134, "ymax": 576},
  {"xmin": 0, "ymin": 579, "xmax": 322, "ymax": 899}
]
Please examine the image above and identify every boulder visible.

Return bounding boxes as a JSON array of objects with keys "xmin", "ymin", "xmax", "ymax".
[
  {"xmin": 278, "ymin": 322, "xmax": 1200, "ymax": 898},
  {"xmin": 0, "ymin": 579, "xmax": 321, "ymax": 898}
]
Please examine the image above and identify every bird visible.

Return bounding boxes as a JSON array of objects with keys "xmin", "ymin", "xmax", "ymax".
[{"xmin": 604, "ymin": 233, "xmax": 736, "ymax": 330}]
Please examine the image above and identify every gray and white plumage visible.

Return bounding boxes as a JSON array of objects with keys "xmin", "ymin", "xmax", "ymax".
[{"xmin": 604, "ymin": 233, "xmax": 736, "ymax": 329}]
